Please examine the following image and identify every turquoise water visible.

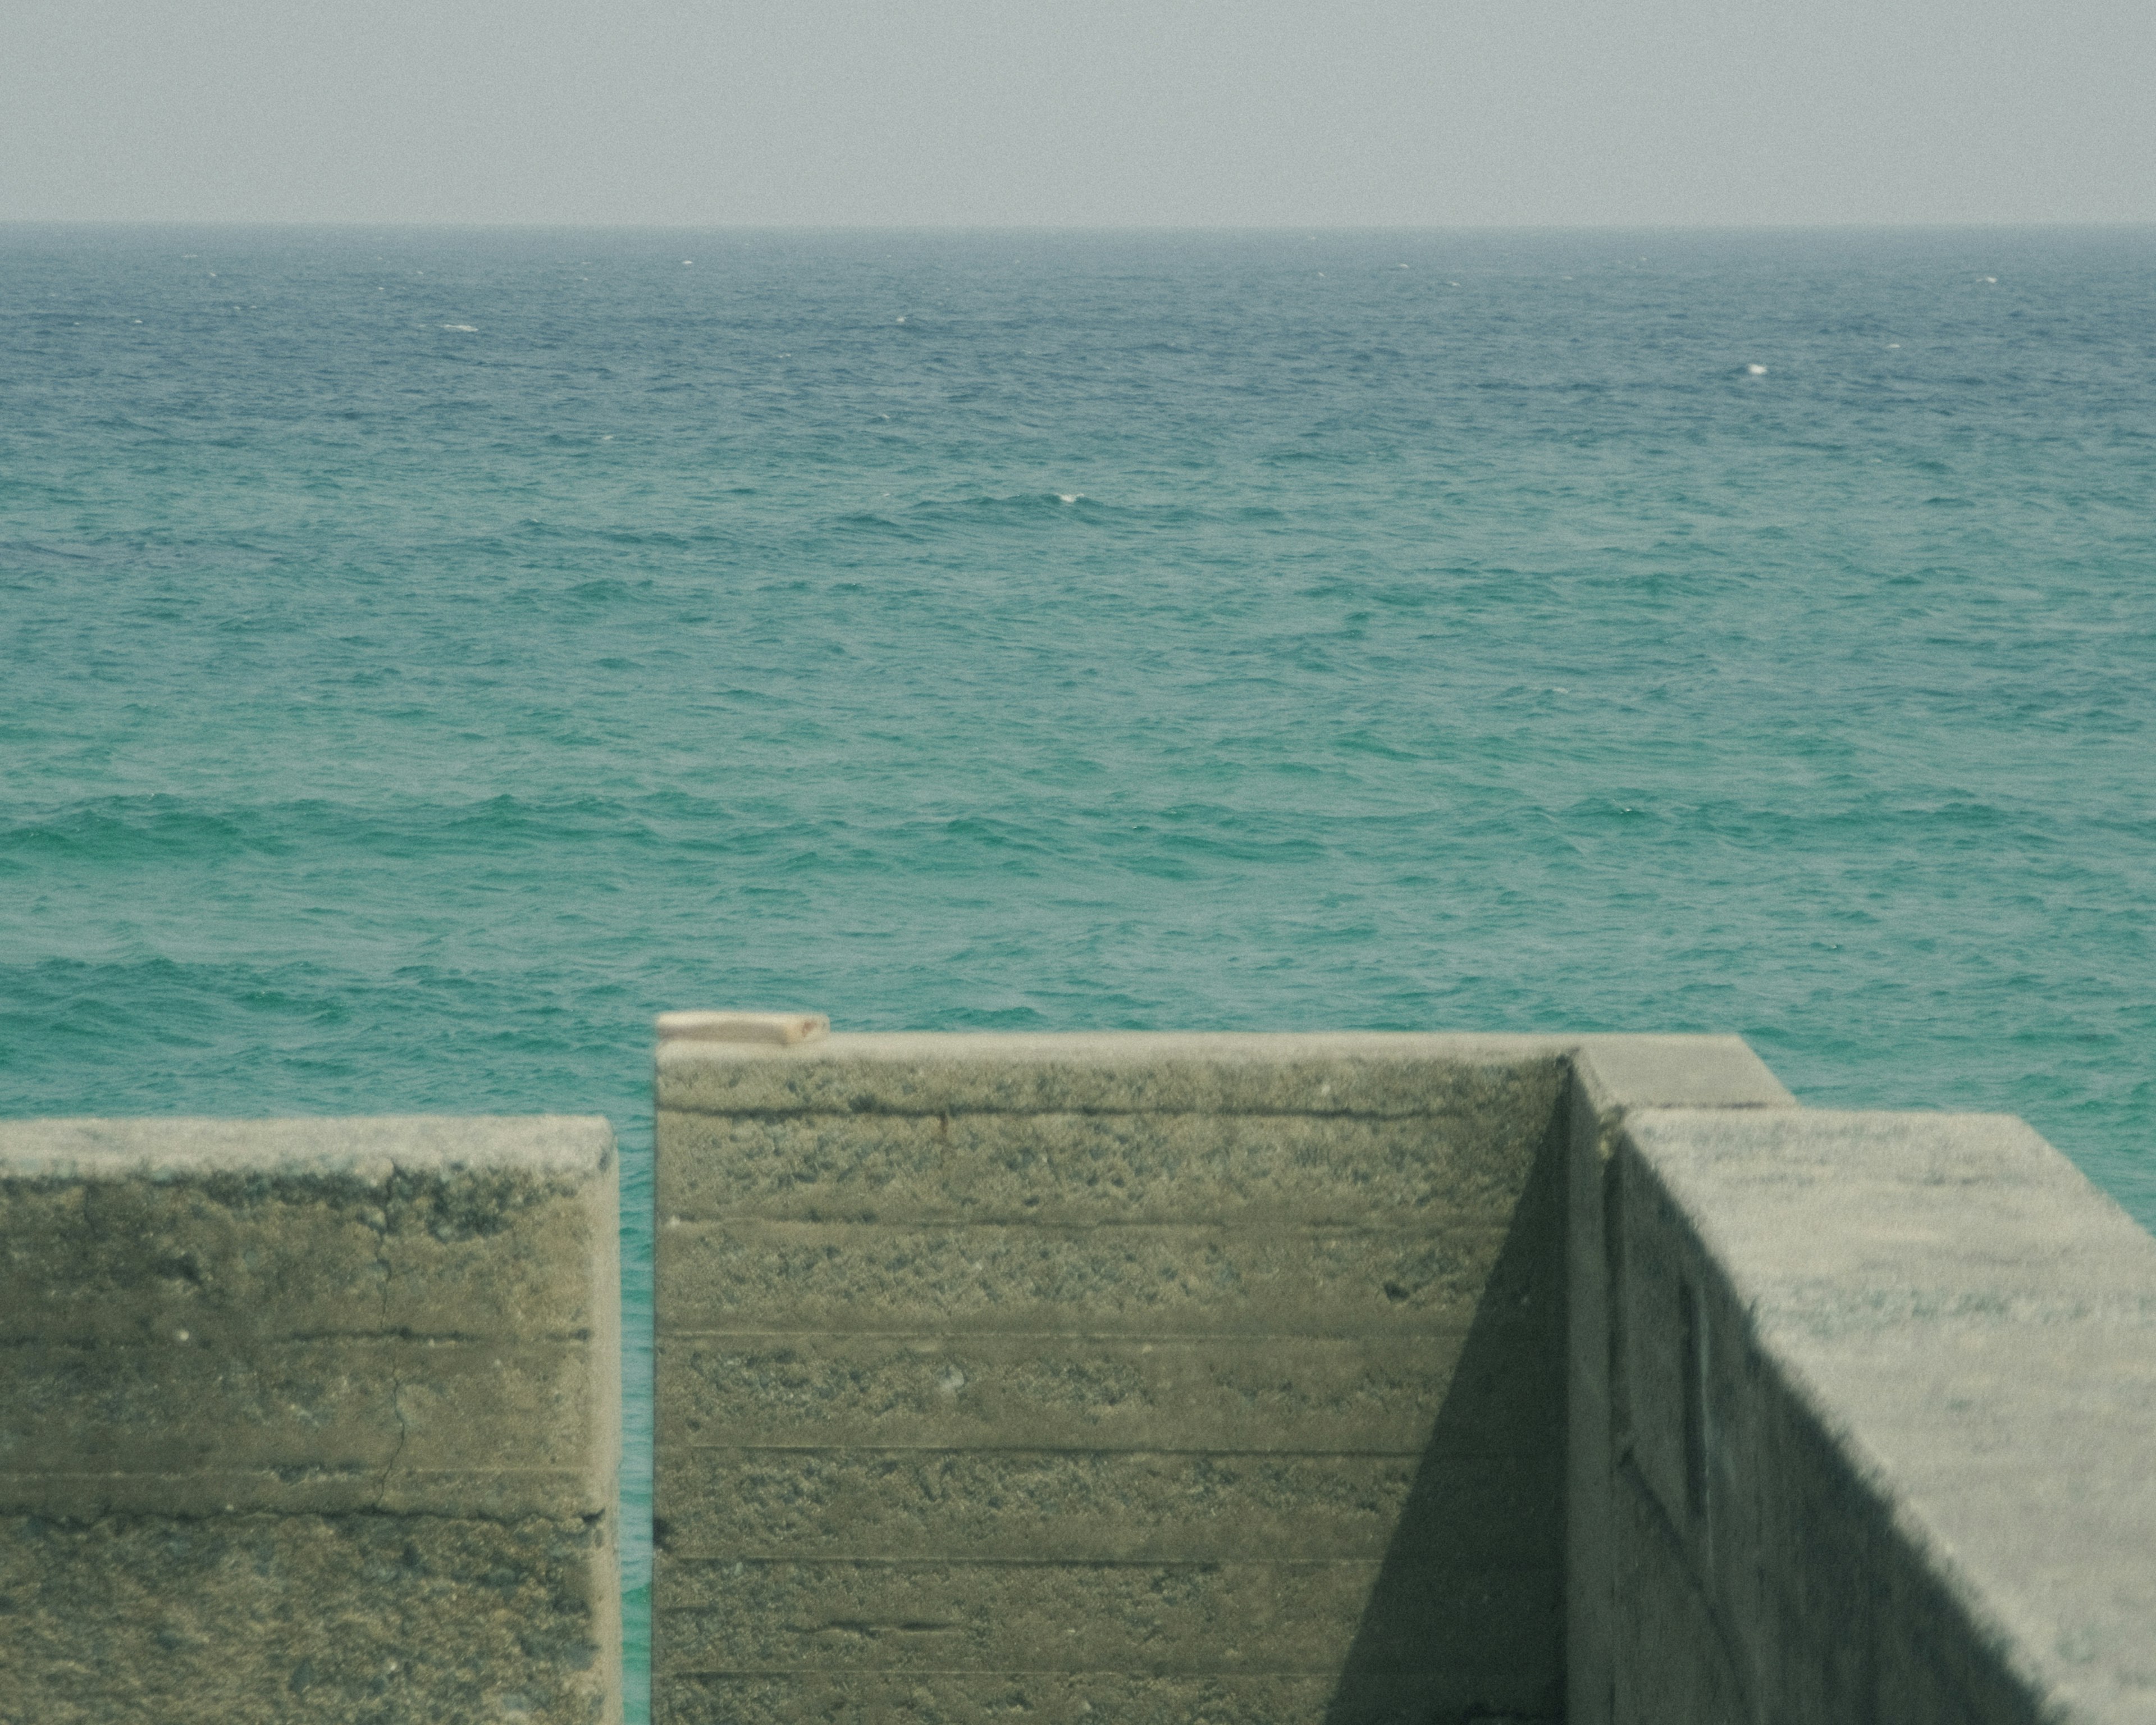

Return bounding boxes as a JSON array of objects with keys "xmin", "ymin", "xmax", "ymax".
[{"xmin": 5, "ymin": 225, "xmax": 2154, "ymax": 1708}]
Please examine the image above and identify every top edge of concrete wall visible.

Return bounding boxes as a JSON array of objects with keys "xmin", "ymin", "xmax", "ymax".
[
  {"xmin": 664, "ymin": 1029, "xmax": 1574, "ymax": 1061},
  {"xmin": 1624, "ymin": 1106, "xmax": 2156, "ymax": 1320},
  {"xmin": 1570, "ymin": 1034, "xmax": 1797, "ymax": 1116},
  {"xmin": 655, "ymin": 1028, "xmax": 1794, "ymax": 1117},
  {"xmin": 0, "ymin": 1115, "xmax": 616, "ymax": 1182}
]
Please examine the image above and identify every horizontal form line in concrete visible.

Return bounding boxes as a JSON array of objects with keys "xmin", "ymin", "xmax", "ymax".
[
  {"xmin": 0, "ymin": 1330, "xmax": 601, "ymax": 1345},
  {"xmin": 663, "ymin": 1667, "xmax": 1531, "ymax": 1677},
  {"xmin": 670, "ymin": 1443, "xmax": 1455, "ymax": 1458},
  {"xmin": 659, "ymin": 1211, "xmax": 1534, "ymax": 1231},
  {"xmin": 660, "ymin": 1555, "xmax": 1543, "ymax": 1568},
  {"xmin": 655, "ymin": 1325, "xmax": 1480, "ymax": 1337}
]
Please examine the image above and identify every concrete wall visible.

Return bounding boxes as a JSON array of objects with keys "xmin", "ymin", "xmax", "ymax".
[
  {"xmin": 660, "ymin": 1026, "xmax": 2156, "ymax": 1725},
  {"xmin": 1563, "ymin": 1037, "xmax": 1799, "ymax": 1725},
  {"xmin": 1577, "ymin": 1102, "xmax": 2156, "ymax": 1725},
  {"xmin": 652, "ymin": 1031, "xmax": 1582, "ymax": 1725},
  {"xmin": 0, "ymin": 1116, "xmax": 622, "ymax": 1725},
  {"xmin": 18, "ymin": 1032, "xmax": 2146, "ymax": 1723}
]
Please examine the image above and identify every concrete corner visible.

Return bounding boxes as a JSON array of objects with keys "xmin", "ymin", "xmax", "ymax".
[
  {"xmin": 1562, "ymin": 1035, "xmax": 1797, "ymax": 1725},
  {"xmin": 0, "ymin": 1115, "xmax": 623, "ymax": 1725},
  {"xmin": 1611, "ymin": 1106, "xmax": 2156, "ymax": 1725}
]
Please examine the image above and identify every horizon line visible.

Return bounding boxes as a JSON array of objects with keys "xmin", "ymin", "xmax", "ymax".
[{"xmin": 6, "ymin": 217, "xmax": 2155, "ymax": 237}]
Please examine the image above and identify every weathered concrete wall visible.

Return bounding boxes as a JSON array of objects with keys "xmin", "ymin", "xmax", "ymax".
[
  {"xmin": 1586, "ymin": 1105, "xmax": 2156, "ymax": 1725},
  {"xmin": 0, "ymin": 1116, "xmax": 622, "ymax": 1725},
  {"xmin": 12, "ymin": 1033, "xmax": 2147, "ymax": 1722},
  {"xmin": 652, "ymin": 1030, "xmax": 1578, "ymax": 1725},
  {"xmin": 663, "ymin": 1026, "xmax": 2156, "ymax": 1725},
  {"xmin": 1562, "ymin": 1037, "xmax": 1799, "ymax": 1725}
]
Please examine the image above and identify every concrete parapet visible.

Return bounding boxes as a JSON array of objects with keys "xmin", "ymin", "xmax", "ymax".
[
  {"xmin": 27, "ymin": 1029, "xmax": 2144, "ymax": 1722},
  {"xmin": 1602, "ymin": 1106, "xmax": 2156, "ymax": 1725},
  {"xmin": 654, "ymin": 1030, "xmax": 1578, "ymax": 1724},
  {"xmin": 0, "ymin": 1115, "xmax": 622, "ymax": 1725},
  {"xmin": 654, "ymin": 1029, "xmax": 1564, "ymax": 1120},
  {"xmin": 661, "ymin": 1024, "xmax": 2156, "ymax": 1725},
  {"xmin": 1563, "ymin": 1036, "xmax": 1799, "ymax": 1725}
]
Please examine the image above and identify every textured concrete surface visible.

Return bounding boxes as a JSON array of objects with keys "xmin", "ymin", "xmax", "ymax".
[
  {"xmin": 661, "ymin": 1029, "xmax": 2156, "ymax": 1723},
  {"xmin": 1, "ymin": 1339, "xmax": 605, "ymax": 1516},
  {"xmin": 656, "ymin": 1030, "xmax": 1568, "ymax": 1119},
  {"xmin": 1611, "ymin": 1107, "xmax": 2156, "ymax": 1725},
  {"xmin": 663, "ymin": 1447, "xmax": 1559, "ymax": 1561},
  {"xmin": 657, "ymin": 1670, "xmax": 1552, "ymax": 1725},
  {"xmin": 657, "ymin": 1328, "xmax": 1551, "ymax": 1452},
  {"xmin": 661, "ymin": 1217, "xmax": 1523, "ymax": 1334},
  {"xmin": 656, "ymin": 1107, "xmax": 1554, "ymax": 1226},
  {"xmin": 656, "ymin": 1556, "xmax": 1556, "ymax": 1672},
  {"xmin": 0, "ymin": 1511, "xmax": 615, "ymax": 1725},
  {"xmin": 0, "ymin": 1115, "xmax": 622, "ymax": 1725},
  {"xmin": 1563, "ymin": 1036, "xmax": 1798, "ymax": 1725},
  {"xmin": 655, "ymin": 1029, "xmax": 1577, "ymax": 1724}
]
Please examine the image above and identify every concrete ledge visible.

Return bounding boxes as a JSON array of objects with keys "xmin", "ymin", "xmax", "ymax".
[
  {"xmin": 0, "ymin": 1114, "xmax": 617, "ymax": 1180},
  {"xmin": 1569, "ymin": 1035, "xmax": 1797, "ymax": 1120},
  {"xmin": 657, "ymin": 1032, "xmax": 1569, "ymax": 1117},
  {"xmin": 1615, "ymin": 1107, "xmax": 2156, "ymax": 1725},
  {"xmin": 0, "ymin": 1116, "xmax": 623, "ymax": 1725},
  {"xmin": 0, "ymin": 1119, "xmax": 616, "ymax": 1349},
  {"xmin": 1564, "ymin": 1036, "xmax": 1799, "ymax": 1725}
]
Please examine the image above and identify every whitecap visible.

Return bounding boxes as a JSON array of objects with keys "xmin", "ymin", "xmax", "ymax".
[
  {"xmin": 1747, "ymin": 363, "xmax": 1768, "ymax": 375},
  {"xmin": 442, "ymin": 323, "xmax": 477, "ymax": 332},
  {"xmin": 1058, "ymin": 494, "xmax": 1081, "ymax": 504}
]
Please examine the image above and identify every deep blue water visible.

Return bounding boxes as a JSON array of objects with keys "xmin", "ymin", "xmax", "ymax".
[{"xmin": 4, "ymin": 225, "xmax": 2154, "ymax": 1711}]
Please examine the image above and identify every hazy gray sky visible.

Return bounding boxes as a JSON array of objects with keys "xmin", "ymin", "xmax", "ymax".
[{"xmin": 5, "ymin": 1, "xmax": 2152, "ymax": 227}]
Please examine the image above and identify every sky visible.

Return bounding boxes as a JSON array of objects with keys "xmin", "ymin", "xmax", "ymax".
[{"xmin": 4, "ymin": 0, "xmax": 2154, "ymax": 228}]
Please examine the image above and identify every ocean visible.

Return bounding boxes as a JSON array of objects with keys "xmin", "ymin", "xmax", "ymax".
[{"xmin": 4, "ymin": 225, "xmax": 2154, "ymax": 1710}]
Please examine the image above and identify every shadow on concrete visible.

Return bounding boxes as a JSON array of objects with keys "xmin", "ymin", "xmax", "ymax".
[{"xmin": 1322, "ymin": 1105, "xmax": 1568, "ymax": 1725}]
